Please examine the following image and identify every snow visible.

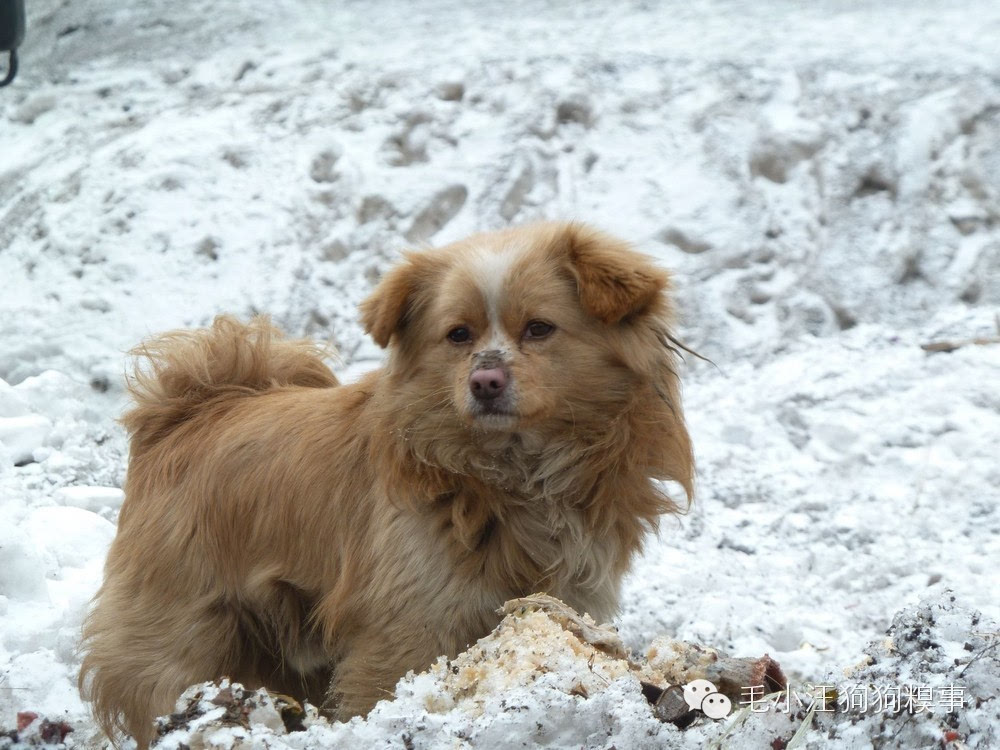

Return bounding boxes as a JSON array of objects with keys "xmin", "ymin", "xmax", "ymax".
[
  {"xmin": 2, "ymin": 0, "xmax": 999, "ymax": 747},
  {"xmin": 72, "ymin": 594, "xmax": 1000, "ymax": 749},
  {"xmin": 0, "ymin": 416, "xmax": 52, "ymax": 467}
]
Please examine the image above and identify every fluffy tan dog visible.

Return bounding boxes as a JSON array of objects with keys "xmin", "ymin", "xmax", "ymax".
[{"xmin": 79, "ymin": 222, "xmax": 694, "ymax": 748}]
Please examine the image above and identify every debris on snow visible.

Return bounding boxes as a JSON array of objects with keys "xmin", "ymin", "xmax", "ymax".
[{"xmin": 139, "ymin": 593, "xmax": 998, "ymax": 749}]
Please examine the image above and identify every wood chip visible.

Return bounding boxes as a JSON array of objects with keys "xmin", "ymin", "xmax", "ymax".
[{"xmin": 500, "ymin": 594, "xmax": 627, "ymax": 659}]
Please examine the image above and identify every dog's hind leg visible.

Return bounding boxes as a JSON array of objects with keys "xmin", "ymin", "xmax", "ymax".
[{"xmin": 81, "ymin": 588, "xmax": 259, "ymax": 749}]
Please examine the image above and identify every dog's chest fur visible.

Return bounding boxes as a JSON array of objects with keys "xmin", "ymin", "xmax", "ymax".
[
  {"xmin": 411, "ymin": 432, "xmax": 626, "ymax": 624},
  {"xmin": 381, "ymin": 498, "xmax": 621, "ymax": 658}
]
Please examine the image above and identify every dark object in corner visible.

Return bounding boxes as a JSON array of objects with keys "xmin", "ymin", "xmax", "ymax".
[
  {"xmin": 0, "ymin": 0, "xmax": 26, "ymax": 87},
  {"xmin": 641, "ymin": 682, "xmax": 699, "ymax": 728}
]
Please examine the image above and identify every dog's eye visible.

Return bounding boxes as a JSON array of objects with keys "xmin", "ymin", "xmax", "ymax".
[
  {"xmin": 524, "ymin": 321, "xmax": 555, "ymax": 340},
  {"xmin": 447, "ymin": 327, "xmax": 472, "ymax": 344}
]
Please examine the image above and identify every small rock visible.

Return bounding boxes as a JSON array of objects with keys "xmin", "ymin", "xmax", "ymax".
[
  {"xmin": 556, "ymin": 94, "xmax": 595, "ymax": 127},
  {"xmin": 196, "ymin": 236, "xmax": 220, "ymax": 261},
  {"xmin": 653, "ymin": 685, "xmax": 697, "ymax": 727},
  {"xmin": 435, "ymin": 80, "xmax": 465, "ymax": 101},
  {"xmin": 309, "ymin": 148, "xmax": 342, "ymax": 183}
]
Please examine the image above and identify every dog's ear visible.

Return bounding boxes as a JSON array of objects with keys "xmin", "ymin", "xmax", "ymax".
[
  {"xmin": 554, "ymin": 223, "xmax": 670, "ymax": 324},
  {"xmin": 359, "ymin": 251, "xmax": 442, "ymax": 348}
]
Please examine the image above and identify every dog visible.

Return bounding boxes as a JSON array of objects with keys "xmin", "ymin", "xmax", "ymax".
[{"xmin": 79, "ymin": 221, "xmax": 694, "ymax": 748}]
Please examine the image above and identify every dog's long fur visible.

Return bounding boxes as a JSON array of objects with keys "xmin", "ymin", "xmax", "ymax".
[{"xmin": 79, "ymin": 222, "xmax": 694, "ymax": 748}]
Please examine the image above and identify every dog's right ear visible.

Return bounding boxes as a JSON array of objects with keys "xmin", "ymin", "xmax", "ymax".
[{"xmin": 359, "ymin": 252, "xmax": 441, "ymax": 348}]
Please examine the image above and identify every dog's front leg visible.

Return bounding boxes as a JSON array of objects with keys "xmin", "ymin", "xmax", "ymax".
[{"xmin": 327, "ymin": 628, "xmax": 444, "ymax": 720}]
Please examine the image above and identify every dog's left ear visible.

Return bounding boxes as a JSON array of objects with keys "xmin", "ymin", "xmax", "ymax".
[
  {"xmin": 360, "ymin": 251, "xmax": 441, "ymax": 348},
  {"xmin": 555, "ymin": 223, "xmax": 670, "ymax": 324}
]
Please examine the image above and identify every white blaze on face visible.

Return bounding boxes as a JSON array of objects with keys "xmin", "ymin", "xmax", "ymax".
[{"xmin": 469, "ymin": 242, "xmax": 525, "ymax": 353}]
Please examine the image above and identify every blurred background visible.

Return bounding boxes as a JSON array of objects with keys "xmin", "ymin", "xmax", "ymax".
[{"xmin": 4, "ymin": 1, "xmax": 999, "ymax": 379}]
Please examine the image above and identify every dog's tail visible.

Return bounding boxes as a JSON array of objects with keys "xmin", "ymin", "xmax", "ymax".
[{"xmin": 122, "ymin": 315, "xmax": 338, "ymax": 450}]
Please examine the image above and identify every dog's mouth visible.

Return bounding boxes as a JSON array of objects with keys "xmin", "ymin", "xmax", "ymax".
[
  {"xmin": 474, "ymin": 400, "xmax": 515, "ymax": 416},
  {"xmin": 468, "ymin": 402, "xmax": 519, "ymax": 429}
]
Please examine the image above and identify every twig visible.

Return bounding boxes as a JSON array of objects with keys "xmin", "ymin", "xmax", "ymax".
[
  {"xmin": 786, "ymin": 701, "xmax": 819, "ymax": 749},
  {"xmin": 921, "ymin": 336, "xmax": 1000, "ymax": 353},
  {"xmin": 958, "ymin": 635, "xmax": 1000, "ymax": 678},
  {"xmin": 921, "ymin": 313, "xmax": 1000, "ymax": 353}
]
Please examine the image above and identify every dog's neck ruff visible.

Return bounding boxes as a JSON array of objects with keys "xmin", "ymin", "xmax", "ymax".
[{"xmin": 402, "ymin": 416, "xmax": 626, "ymax": 509}]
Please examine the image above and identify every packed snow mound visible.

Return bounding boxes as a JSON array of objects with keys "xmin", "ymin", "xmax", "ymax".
[
  {"xmin": 5, "ymin": 592, "xmax": 986, "ymax": 749},
  {"xmin": 149, "ymin": 596, "xmax": 667, "ymax": 750},
  {"xmin": 826, "ymin": 595, "xmax": 1000, "ymax": 748}
]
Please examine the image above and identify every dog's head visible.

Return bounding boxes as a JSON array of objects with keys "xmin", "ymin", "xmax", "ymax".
[{"xmin": 360, "ymin": 222, "xmax": 693, "ymax": 500}]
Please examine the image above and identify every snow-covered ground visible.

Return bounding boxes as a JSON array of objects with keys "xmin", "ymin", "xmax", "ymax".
[{"xmin": 2, "ymin": 1, "xmax": 999, "ymax": 747}]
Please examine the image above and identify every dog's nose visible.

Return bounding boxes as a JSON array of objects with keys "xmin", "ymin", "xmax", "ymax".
[{"xmin": 469, "ymin": 367, "xmax": 507, "ymax": 401}]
